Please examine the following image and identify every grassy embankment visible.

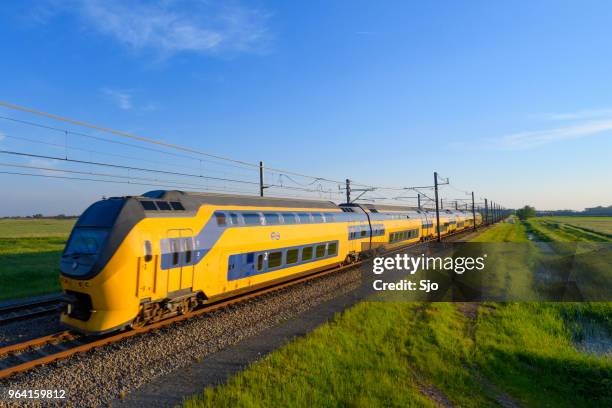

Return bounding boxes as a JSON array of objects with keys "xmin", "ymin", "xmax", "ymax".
[
  {"xmin": 0, "ymin": 219, "xmax": 74, "ymax": 301},
  {"xmin": 185, "ymin": 217, "xmax": 612, "ymax": 408}
]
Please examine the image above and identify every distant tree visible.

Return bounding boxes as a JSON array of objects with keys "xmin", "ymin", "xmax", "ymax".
[
  {"xmin": 32, "ymin": 213, "xmax": 43, "ymax": 219},
  {"xmin": 516, "ymin": 205, "xmax": 536, "ymax": 220}
]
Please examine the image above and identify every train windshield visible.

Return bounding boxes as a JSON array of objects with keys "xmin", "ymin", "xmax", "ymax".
[
  {"xmin": 64, "ymin": 228, "xmax": 109, "ymax": 257},
  {"xmin": 60, "ymin": 199, "xmax": 125, "ymax": 277}
]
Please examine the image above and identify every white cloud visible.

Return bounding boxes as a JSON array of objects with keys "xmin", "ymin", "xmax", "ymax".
[
  {"xmin": 49, "ymin": 0, "xmax": 270, "ymax": 58},
  {"xmin": 0, "ymin": 131, "xmax": 5, "ymax": 141},
  {"xmin": 495, "ymin": 119, "xmax": 612, "ymax": 150},
  {"xmin": 101, "ymin": 88, "xmax": 133, "ymax": 110}
]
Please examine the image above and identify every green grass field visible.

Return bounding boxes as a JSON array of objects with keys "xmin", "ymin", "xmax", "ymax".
[
  {"xmin": 526, "ymin": 217, "xmax": 612, "ymax": 243},
  {"xmin": 543, "ymin": 216, "xmax": 612, "ymax": 236},
  {"xmin": 185, "ymin": 217, "xmax": 612, "ymax": 408},
  {"xmin": 0, "ymin": 219, "xmax": 74, "ymax": 301}
]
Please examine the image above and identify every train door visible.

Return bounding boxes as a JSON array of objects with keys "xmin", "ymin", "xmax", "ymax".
[
  {"xmin": 166, "ymin": 229, "xmax": 194, "ymax": 294},
  {"xmin": 180, "ymin": 234, "xmax": 194, "ymax": 289},
  {"xmin": 137, "ymin": 239, "xmax": 156, "ymax": 298}
]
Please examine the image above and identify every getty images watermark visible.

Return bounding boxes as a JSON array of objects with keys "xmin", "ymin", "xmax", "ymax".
[{"xmin": 372, "ymin": 253, "xmax": 487, "ymax": 293}]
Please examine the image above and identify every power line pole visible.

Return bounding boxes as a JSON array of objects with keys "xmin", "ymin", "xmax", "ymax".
[
  {"xmin": 417, "ymin": 193, "xmax": 421, "ymax": 210},
  {"xmin": 492, "ymin": 202, "xmax": 495, "ymax": 222},
  {"xmin": 484, "ymin": 198, "xmax": 489, "ymax": 225},
  {"xmin": 345, "ymin": 179, "xmax": 351, "ymax": 204},
  {"xmin": 471, "ymin": 191, "xmax": 476, "ymax": 231},
  {"xmin": 434, "ymin": 172, "xmax": 441, "ymax": 242},
  {"xmin": 259, "ymin": 161, "xmax": 265, "ymax": 197}
]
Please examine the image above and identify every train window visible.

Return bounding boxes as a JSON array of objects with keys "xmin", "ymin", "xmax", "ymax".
[
  {"xmin": 360, "ymin": 229, "xmax": 367, "ymax": 237},
  {"xmin": 171, "ymin": 240, "xmax": 180, "ymax": 266},
  {"xmin": 243, "ymin": 213, "xmax": 261, "ymax": 225},
  {"xmin": 185, "ymin": 239, "xmax": 193, "ymax": 264},
  {"xmin": 170, "ymin": 201, "xmax": 185, "ymax": 211},
  {"xmin": 144, "ymin": 240, "xmax": 152, "ymax": 262},
  {"xmin": 286, "ymin": 249, "xmax": 299, "ymax": 265},
  {"xmin": 215, "ymin": 212, "xmax": 227, "ymax": 226},
  {"xmin": 247, "ymin": 252, "xmax": 254, "ymax": 263},
  {"xmin": 327, "ymin": 242, "xmax": 337, "ymax": 256},
  {"xmin": 264, "ymin": 213, "xmax": 280, "ymax": 225},
  {"xmin": 230, "ymin": 213, "xmax": 239, "ymax": 225},
  {"xmin": 312, "ymin": 213, "xmax": 323, "ymax": 223},
  {"xmin": 156, "ymin": 201, "xmax": 171, "ymax": 211},
  {"xmin": 301, "ymin": 247, "xmax": 313, "ymax": 261},
  {"xmin": 315, "ymin": 245, "xmax": 325, "ymax": 258},
  {"xmin": 298, "ymin": 213, "xmax": 311, "ymax": 224},
  {"xmin": 140, "ymin": 201, "xmax": 157, "ymax": 211},
  {"xmin": 282, "ymin": 213, "xmax": 296, "ymax": 224},
  {"xmin": 268, "ymin": 252, "xmax": 282, "ymax": 268},
  {"xmin": 257, "ymin": 254, "xmax": 263, "ymax": 271},
  {"xmin": 325, "ymin": 213, "xmax": 335, "ymax": 223}
]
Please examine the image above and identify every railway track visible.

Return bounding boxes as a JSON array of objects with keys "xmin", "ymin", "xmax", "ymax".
[
  {"xmin": 0, "ymin": 294, "xmax": 64, "ymax": 325},
  {"xmin": 0, "ymin": 226, "xmax": 489, "ymax": 380}
]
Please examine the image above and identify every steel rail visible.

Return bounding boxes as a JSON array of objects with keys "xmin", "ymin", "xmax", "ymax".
[{"xmin": 0, "ymin": 294, "xmax": 65, "ymax": 325}]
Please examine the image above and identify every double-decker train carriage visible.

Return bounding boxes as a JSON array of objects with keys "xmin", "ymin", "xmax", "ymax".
[{"xmin": 60, "ymin": 190, "xmax": 482, "ymax": 334}]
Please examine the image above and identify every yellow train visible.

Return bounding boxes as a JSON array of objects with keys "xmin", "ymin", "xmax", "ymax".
[{"xmin": 60, "ymin": 191, "xmax": 482, "ymax": 334}]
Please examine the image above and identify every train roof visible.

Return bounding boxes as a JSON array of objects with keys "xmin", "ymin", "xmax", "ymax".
[
  {"xmin": 140, "ymin": 190, "xmax": 339, "ymax": 210},
  {"xmin": 357, "ymin": 203, "xmax": 421, "ymax": 212}
]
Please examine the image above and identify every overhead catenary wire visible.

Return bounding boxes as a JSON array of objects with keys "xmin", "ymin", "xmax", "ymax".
[
  {"xmin": 0, "ymin": 115, "xmax": 262, "ymax": 175},
  {"xmin": 0, "ymin": 102, "xmax": 355, "ymax": 186},
  {"xmin": 0, "ymin": 149, "xmax": 262, "ymax": 187},
  {"xmin": 0, "ymin": 103, "xmax": 443, "ymax": 195},
  {"xmin": 0, "ymin": 150, "xmax": 347, "ymax": 197},
  {"xmin": 0, "ymin": 170, "xmax": 260, "ymax": 194},
  {"xmin": 0, "ymin": 132, "xmax": 253, "ymax": 177},
  {"xmin": 0, "ymin": 101, "xmax": 504, "ymax": 210}
]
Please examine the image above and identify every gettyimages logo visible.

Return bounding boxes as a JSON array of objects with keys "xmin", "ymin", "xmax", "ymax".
[{"xmin": 372, "ymin": 253, "xmax": 487, "ymax": 275}]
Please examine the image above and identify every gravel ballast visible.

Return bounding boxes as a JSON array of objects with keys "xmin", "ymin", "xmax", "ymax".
[{"xmin": 0, "ymin": 266, "xmax": 365, "ymax": 407}]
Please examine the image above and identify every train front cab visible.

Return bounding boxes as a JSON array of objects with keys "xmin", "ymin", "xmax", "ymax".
[{"xmin": 60, "ymin": 198, "xmax": 147, "ymax": 334}]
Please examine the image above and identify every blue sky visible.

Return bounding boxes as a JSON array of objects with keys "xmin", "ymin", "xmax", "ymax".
[{"xmin": 1, "ymin": 0, "xmax": 612, "ymax": 215}]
